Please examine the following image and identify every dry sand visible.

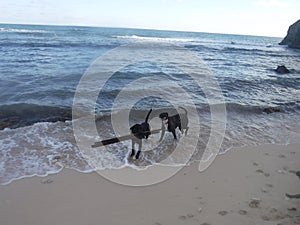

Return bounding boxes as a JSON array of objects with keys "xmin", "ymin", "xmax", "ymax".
[{"xmin": 0, "ymin": 144, "xmax": 299, "ymax": 225}]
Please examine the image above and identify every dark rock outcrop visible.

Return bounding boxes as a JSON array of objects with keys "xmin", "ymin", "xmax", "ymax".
[
  {"xmin": 279, "ymin": 19, "xmax": 300, "ymax": 49},
  {"xmin": 275, "ymin": 65, "xmax": 290, "ymax": 74},
  {"xmin": 263, "ymin": 107, "xmax": 281, "ymax": 114}
]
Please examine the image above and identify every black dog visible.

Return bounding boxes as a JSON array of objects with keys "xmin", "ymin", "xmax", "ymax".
[
  {"xmin": 130, "ymin": 109, "xmax": 152, "ymax": 159},
  {"xmin": 159, "ymin": 107, "xmax": 189, "ymax": 140}
]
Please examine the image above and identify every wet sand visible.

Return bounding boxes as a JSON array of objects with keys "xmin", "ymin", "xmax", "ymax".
[{"xmin": 0, "ymin": 144, "xmax": 299, "ymax": 225}]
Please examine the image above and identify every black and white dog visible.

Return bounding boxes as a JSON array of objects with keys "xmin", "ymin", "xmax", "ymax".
[
  {"xmin": 130, "ymin": 109, "xmax": 152, "ymax": 159},
  {"xmin": 159, "ymin": 107, "xmax": 189, "ymax": 140}
]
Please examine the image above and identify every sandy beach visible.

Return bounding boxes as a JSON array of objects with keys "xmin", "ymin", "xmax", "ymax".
[{"xmin": 0, "ymin": 143, "xmax": 299, "ymax": 225}]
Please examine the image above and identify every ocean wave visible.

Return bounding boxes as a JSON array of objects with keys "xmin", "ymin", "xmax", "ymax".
[
  {"xmin": 222, "ymin": 46, "xmax": 276, "ymax": 54},
  {"xmin": 1, "ymin": 103, "xmax": 300, "ymax": 185},
  {"xmin": 0, "ymin": 27, "xmax": 51, "ymax": 34},
  {"xmin": 113, "ymin": 35, "xmax": 196, "ymax": 43},
  {"xmin": 0, "ymin": 103, "xmax": 71, "ymax": 130},
  {"xmin": 0, "ymin": 41, "xmax": 118, "ymax": 49}
]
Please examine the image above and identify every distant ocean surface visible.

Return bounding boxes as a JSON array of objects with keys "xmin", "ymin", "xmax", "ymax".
[{"xmin": 1, "ymin": 24, "xmax": 300, "ymax": 184}]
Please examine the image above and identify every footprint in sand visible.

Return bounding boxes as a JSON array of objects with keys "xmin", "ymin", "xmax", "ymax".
[
  {"xmin": 238, "ymin": 209, "xmax": 248, "ymax": 215},
  {"xmin": 178, "ymin": 215, "xmax": 186, "ymax": 221},
  {"xmin": 261, "ymin": 208, "xmax": 286, "ymax": 221},
  {"xmin": 256, "ymin": 169, "xmax": 264, "ymax": 173},
  {"xmin": 249, "ymin": 199, "xmax": 261, "ymax": 208},
  {"xmin": 218, "ymin": 210, "xmax": 228, "ymax": 216},
  {"xmin": 255, "ymin": 169, "xmax": 270, "ymax": 177},
  {"xmin": 41, "ymin": 178, "xmax": 53, "ymax": 184}
]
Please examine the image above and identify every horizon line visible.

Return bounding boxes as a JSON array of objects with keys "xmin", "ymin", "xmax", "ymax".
[{"xmin": 0, "ymin": 22, "xmax": 284, "ymax": 39}]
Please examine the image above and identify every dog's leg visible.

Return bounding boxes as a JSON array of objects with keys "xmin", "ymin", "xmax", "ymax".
[
  {"xmin": 135, "ymin": 139, "xmax": 142, "ymax": 159},
  {"xmin": 130, "ymin": 139, "xmax": 135, "ymax": 157},
  {"xmin": 179, "ymin": 124, "xmax": 183, "ymax": 134},
  {"xmin": 158, "ymin": 121, "xmax": 166, "ymax": 142},
  {"xmin": 185, "ymin": 126, "xmax": 189, "ymax": 135},
  {"xmin": 172, "ymin": 130, "xmax": 177, "ymax": 139}
]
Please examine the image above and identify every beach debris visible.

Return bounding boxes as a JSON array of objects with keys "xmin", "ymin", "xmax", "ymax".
[
  {"xmin": 275, "ymin": 65, "xmax": 290, "ymax": 74},
  {"xmin": 249, "ymin": 198, "xmax": 261, "ymax": 208},
  {"xmin": 218, "ymin": 210, "xmax": 228, "ymax": 216}
]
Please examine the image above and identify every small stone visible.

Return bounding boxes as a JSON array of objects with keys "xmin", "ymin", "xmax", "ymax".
[{"xmin": 275, "ymin": 65, "xmax": 290, "ymax": 74}]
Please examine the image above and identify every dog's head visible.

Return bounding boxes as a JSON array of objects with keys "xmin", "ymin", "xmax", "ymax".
[
  {"xmin": 159, "ymin": 112, "xmax": 169, "ymax": 124},
  {"xmin": 159, "ymin": 112, "xmax": 168, "ymax": 120}
]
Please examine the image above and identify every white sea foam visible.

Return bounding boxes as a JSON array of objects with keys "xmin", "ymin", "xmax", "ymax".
[
  {"xmin": 0, "ymin": 27, "xmax": 50, "ymax": 34},
  {"xmin": 113, "ymin": 35, "xmax": 196, "ymax": 43}
]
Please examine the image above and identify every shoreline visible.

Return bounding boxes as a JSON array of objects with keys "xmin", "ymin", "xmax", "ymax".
[{"xmin": 1, "ymin": 143, "xmax": 299, "ymax": 225}]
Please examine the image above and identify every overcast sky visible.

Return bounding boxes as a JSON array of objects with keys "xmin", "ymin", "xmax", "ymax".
[{"xmin": 0, "ymin": 0, "xmax": 299, "ymax": 37}]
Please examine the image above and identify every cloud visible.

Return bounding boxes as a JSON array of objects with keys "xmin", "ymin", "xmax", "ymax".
[{"xmin": 255, "ymin": 0, "xmax": 291, "ymax": 7}]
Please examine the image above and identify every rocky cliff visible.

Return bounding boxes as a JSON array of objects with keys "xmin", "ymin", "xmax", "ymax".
[{"xmin": 279, "ymin": 20, "xmax": 300, "ymax": 49}]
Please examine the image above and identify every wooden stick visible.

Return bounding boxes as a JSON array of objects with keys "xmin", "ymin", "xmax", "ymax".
[{"xmin": 91, "ymin": 128, "xmax": 162, "ymax": 148}]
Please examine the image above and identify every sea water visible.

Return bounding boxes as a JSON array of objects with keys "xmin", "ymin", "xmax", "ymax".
[{"xmin": 0, "ymin": 24, "xmax": 299, "ymax": 184}]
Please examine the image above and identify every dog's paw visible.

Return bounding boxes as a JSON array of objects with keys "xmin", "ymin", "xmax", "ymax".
[
  {"xmin": 130, "ymin": 149, "xmax": 135, "ymax": 157},
  {"xmin": 135, "ymin": 151, "xmax": 141, "ymax": 159}
]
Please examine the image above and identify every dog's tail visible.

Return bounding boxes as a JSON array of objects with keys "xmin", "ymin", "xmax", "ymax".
[
  {"xmin": 179, "ymin": 106, "xmax": 187, "ymax": 115},
  {"xmin": 145, "ymin": 109, "xmax": 153, "ymax": 123}
]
